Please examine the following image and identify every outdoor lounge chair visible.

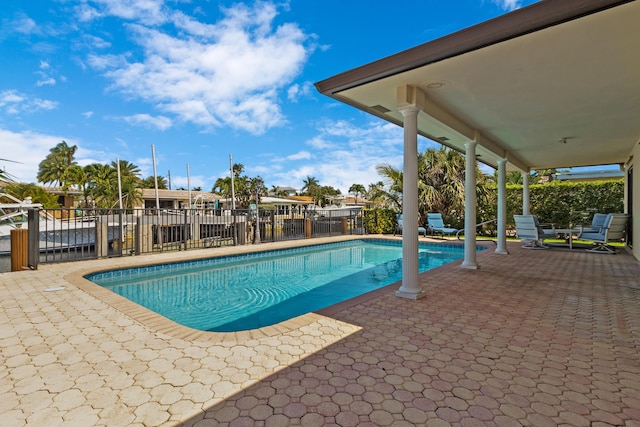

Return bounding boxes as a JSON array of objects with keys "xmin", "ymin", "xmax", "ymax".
[
  {"xmin": 513, "ymin": 214, "xmax": 557, "ymax": 249},
  {"xmin": 579, "ymin": 212, "xmax": 608, "ymax": 233},
  {"xmin": 578, "ymin": 213, "xmax": 629, "ymax": 254},
  {"xmin": 426, "ymin": 213, "xmax": 459, "ymax": 238},
  {"xmin": 394, "ymin": 214, "xmax": 427, "ymax": 237}
]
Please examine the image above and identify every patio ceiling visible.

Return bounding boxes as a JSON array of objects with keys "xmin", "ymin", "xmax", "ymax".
[{"xmin": 315, "ymin": 0, "xmax": 640, "ymax": 173}]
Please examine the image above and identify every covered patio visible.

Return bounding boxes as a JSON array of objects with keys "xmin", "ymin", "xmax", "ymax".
[{"xmin": 315, "ymin": 0, "xmax": 640, "ymax": 295}]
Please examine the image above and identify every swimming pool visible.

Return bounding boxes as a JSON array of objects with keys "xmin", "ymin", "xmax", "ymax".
[{"xmin": 87, "ymin": 239, "xmax": 469, "ymax": 332}]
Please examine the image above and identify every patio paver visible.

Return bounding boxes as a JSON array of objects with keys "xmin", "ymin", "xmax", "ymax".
[{"xmin": 1, "ymin": 236, "xmax": 639, "ymax": 426}]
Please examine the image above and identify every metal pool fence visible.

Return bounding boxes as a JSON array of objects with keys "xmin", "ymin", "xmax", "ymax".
[{"xmin": 1, "ymin": 206, "xmax": 366, "ymax": 271}]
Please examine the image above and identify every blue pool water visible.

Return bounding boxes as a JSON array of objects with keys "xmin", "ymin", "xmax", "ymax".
[{"xmin": 87, "ymin": 239, "xmax": 469, "ymax": 332}]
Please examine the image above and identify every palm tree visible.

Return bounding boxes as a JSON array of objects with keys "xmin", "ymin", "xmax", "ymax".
[
  {"xmin": 270, "ymin": 185, "xmax": 289, "ymax": 198},
  {"xmin": 141, "ymin": 176, "xmax": 168, "ymax": 189},
  {"xmin": 2, "ymin": 183, "xmax": 59, "ymax": 208},
  {"xmin": 232, "ymin": 163, "xmax": 245, "ymax": 178},
  {"xmin": 317, "ymin": 185, "xmax": 341, "ymax": 207},
  {"xmin": 301, "ymin": 176, "xmax": 322, "ymax": 205},
  {"xmin": 119, "ymin": 179, "xmax": 142, "ymax": 209},
  {"xmin": 247, "ymin": 177, "xmax": 266, "ymax": 204},
  {"xmin": 375, "ymin": 164, "xmax": 403, "ymax": 210},
  {"xmin": 301, "ymin": 176, "xmax": 319, "ymax": 194},
  {"xmin": 348, "ymin": 183, "xmax": 366, "ymax": 206},
  {"xmin": 375, "ymin": 147, "xmax": 489, "ymax": 227},
  {"xmin": 365, "ymin": 181, "xmax": 392, "ymax": 208},
  {"xmin": 37, "ymin": 141, "xmax": 78, "ymax": 187},
  {"xmin": 213, "ymin": 177, "xmax": 233, "ymax": 200},
  {"xmin": 111, "ymin": 160, "xmax": 142, "ymax": 183},
  {"xmin": 418, "ymin": 147, "xmax": 467, "ymax": 220},
  {"xmin": 85, "ymin": 163, "xmax": 117, "ymax": 208}
]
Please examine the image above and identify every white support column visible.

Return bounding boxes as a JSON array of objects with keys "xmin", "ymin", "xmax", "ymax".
[
  {"xmin": 495, "ymin": 159, "xmax": 508, "ymax": 254},
  {"xmin": 461, "ymin": 141, "xmax": 478, "ymax": 269},
  {"xmin": 396, "ymin": 105, "xmax": 426, "ymax": 300},
  {"xmin": 522, "ymin": 172, "xmax": 530, "ymax": 214}
]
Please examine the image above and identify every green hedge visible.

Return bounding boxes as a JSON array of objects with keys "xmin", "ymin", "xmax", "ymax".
[
  {"xmin": 366, "ymin": 180, "xmax": 624, "ymax": 234},
  {"xmin": 504, "ymin": 180, "xmax": 624, "ymax": 227},
  {"xmin": 363, "ymin": 208, "xmax": 397, "ymax": 234}
]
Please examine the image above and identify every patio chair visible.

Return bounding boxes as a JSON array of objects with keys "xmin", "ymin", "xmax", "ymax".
[
  {"xmin": 578, "ymin": 213, "xmax": 629, "ymax": 254},
  {"xmin": 394, "ymin": 214, "xmax": 427, "ymax": 237},
  {"xmin": 513, "ymin": 214, "xmax": 557, "ymax": 249},
  {"xmin": 426, "ymin": 213, "xmax": 459, "ymax": 238},
  {"xmin": 579, "ymin": 212, "xmax": 608, "ymax": 233}
]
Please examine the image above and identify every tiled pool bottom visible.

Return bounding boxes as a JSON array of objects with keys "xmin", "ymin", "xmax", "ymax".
[{"xmin": 86, "ymin": 239, "xmax": 473, "ymax": 332}]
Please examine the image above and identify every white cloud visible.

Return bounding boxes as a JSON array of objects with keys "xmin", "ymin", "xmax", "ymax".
[
  {"xmin": 171, "ymin": 175, "xmax": 207, "ymax": 190},
  {"xmin": 493, "ymin": 0, "xmax": 524, "ymax": 11},
  {"xmin": 76, "ymin": 0, "xmax": 168, "ymax": 25},
  {"xmin": 0, "ymin": 90, "xmax": 58, "ymax": 115},
  {"xmin": 287, "ymin": 82, "xmax": 312, "ymax": 102},
  {"xmin": 121, "ymin": 113, "xmax": 173, "ymax": 130},
  {"xmin": 85, "ymin": 34, "xmax": 111, "ymax": 49},
  {"xmin": 36, "ymin": 77, "xmax": 56, "ymax": 87},
  {"xmin": 267, "ymin": 119, "xmax": 408, "ymax": 193},
  {"xmin": 34, "ymin": 60, "xmax": 59, "ymax": 87},
  {"xmin": 88, "ymin": 1, "xmax": 310, "ymax": 135},
  {"xmin": 9, "ymin": 13, "xmax": 38, "ymax": 35},
  {"xmin": 86, "ymin": 53, "xmax": 125, "ymax": 70},
  {"xmin": 74, "ymin": 3, "xmax": 103, "ymax": 22},
  {"xmin": 306, "ymin": 136, "xmax": 334, "ymax": 150},
  {"xmin": 0, "ymin": 128, "xmax": 138, "ymax": 184},
  {"xmin": 31, "ymin": 99, "xmax": 58, "ymax": 110},
  {"xmin": 287, "ymin": 151, "xmax": 311, "ymax": 161},
  {"xmin": 0, "ymin": 129, "xmax": 73, "ymax": 183}
]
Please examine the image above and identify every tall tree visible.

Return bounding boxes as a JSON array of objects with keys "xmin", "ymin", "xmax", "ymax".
[
  {"xmin": 348, "ymin": 183, "xmax": 366, "ymax": 206},
  {"xmin": 141, "ymin": 176, "xmax": 168, "ymax": 189},
  {"xmin": 85, "ymin": 163, "xmax": 116, "ymax": 208},
  {"xmin": 246, "ymin": 177, "xmax": 267, "ymax": 204},
  {"xmin": 270, "ymin": 185, "xmax": 289, "ymax": 198},
  {"xmin": 316, "ymin": 185, "xmax": 341, "ymax": 207},
  {"xmin": 374, "ymin": 164, "xmax": 403, "ymax": 210},
  {"xmin": 212, "ymin": 177, "xmax": 233, "ymax": 200},
  {"xmin": 301, "ymin": 176, "xmax": 322, "ymax": 204},
  {"xmin": 301, "ymin": 176, "xmax": 319, "ymax": 194},
  {"xmin": 2, "ymin": 183, "xmax": 59, "ymax": 208},
  {"xmin": 111, "ymin": 160, "xmax": 142, "ymax": 183},
  {"xmin": 232, "ymin": 163, "xmax": 245, "ymax": 178},
  {"xmin": 37, "ymin": 141, "xmax": 78, "ymax": 187},
  {"xmin": 375, "ymin": 146, "xmax": 489, "ymax": 226},
  {"xmin": 365, "ymin": 181, "xmax": 393, "ymax": 208}
]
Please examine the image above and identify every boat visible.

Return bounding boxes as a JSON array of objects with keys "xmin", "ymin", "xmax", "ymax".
[{"xmin": 0, "ymin": 193, "xmax": 112, "ymax": 255}]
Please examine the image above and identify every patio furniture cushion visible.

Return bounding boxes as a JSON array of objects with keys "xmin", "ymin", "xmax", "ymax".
[
  {"xmin": 394, "ymin": 214, "xmax": 427, "ymax": 237},
  {"xmin": 514, "ymin": 214, "xmax": 556, "ymax": 249},
  {"xmin": 426, "ymin": 213, "xmax": 459, "ymax": 238}
]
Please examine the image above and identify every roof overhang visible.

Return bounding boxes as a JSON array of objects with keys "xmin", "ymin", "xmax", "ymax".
[{"xmin": 315, "ymin": 0, "xmax": 640, "ymax": 172}]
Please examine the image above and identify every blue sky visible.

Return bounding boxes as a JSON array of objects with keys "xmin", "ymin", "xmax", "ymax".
[{"xmin": 1, "ymin": 0, "xmax": 540, "ymax": 194}]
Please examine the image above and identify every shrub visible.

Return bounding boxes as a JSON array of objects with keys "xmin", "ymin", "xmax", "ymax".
[
  {"xmin": 363, "ymin": 208, "xmax": 397, "ymax": 234},
  {"xmin": 503, "ymin": 180, "xmax": 624, "ymax": 227}
]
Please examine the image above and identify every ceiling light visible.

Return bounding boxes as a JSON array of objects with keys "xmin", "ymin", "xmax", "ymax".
[{"xmin": 424, "ymin": 80, "xmax": 450, "ymax": 90}]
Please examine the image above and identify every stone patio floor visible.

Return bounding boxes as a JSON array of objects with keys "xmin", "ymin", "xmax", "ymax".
[{"xmin": 1, "ymin": 235, "xmax": 639, "ymax": 426}]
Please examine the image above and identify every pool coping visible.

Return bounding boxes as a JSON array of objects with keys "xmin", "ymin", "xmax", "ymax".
[{"xmin": 65, "ymin": 234, "xmax": 481, "ymax": 343}]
